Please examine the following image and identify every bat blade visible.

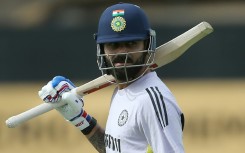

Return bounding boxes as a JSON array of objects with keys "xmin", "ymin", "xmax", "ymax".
[
  {"xmin": 5, "ymin": 21, "xmax": 213, "ymax": 128},
  {"xmin": 152, "ymin": 21, "xmax": 213, "ymax": 69}
]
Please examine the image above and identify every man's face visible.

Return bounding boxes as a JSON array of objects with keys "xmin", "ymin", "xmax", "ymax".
[{"xmin": 103, "ymin": 40, "xmax": 146, "ymax": 82}]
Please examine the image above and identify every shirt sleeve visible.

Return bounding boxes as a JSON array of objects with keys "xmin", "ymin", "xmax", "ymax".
[{"xmin": 137, "ymin": 87, "xmax": 185, "ymax": 153}]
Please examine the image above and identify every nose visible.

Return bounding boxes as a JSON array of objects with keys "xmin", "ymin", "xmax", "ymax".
[{"xmin": 116, "ymin": 44, "xmax": 128, "ymax": 53}]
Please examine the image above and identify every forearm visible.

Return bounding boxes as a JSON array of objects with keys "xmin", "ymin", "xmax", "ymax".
[{"xmin": 86, "ymin": 124, "xmax": 106, "ymax": 153}]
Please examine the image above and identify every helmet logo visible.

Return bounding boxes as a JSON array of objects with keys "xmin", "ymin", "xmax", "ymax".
[
  {"xmin": 112, "ymin": 9, "xmax": 124, "ymax": 17},
  {"xmin": 111, "ymin": 16, "xmax": 126, "ymax": 32}
]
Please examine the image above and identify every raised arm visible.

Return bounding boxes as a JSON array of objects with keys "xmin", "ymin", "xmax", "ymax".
[{"xmin": 38, "ymin": 76, "xmax": 106, "ymax": 152}]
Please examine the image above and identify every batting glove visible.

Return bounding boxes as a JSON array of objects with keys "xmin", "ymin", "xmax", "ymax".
[{"xmin": 38, "ymin": 76, "xmax": 97, "ymax": 135}]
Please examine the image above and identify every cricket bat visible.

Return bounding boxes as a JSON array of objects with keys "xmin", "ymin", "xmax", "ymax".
[{"xmin": 6, "ymin": 21, "xmax": 213, "ymax": 128}]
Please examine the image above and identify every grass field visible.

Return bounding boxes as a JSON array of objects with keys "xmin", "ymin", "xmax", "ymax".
[{"xmin": 1, "ymin": 79, "xmax": 245, "ymax": 153}]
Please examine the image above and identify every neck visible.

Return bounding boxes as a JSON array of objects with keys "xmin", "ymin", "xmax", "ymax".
[{"xmin": 117, "ymin": 69, "xmax": 151, "ymax": 90}]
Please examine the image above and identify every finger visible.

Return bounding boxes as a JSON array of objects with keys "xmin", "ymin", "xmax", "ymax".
[
  {"xmin": 55, "ymin": 81, "xmax": 72, "ymax": 95},
  {"xmin": 38, "ymin": 82, "xmax": 54, "ymax": 99}
]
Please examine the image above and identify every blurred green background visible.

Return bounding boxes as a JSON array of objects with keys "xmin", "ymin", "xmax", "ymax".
[{"xmin": 0, "ymin": 0, "xmax": 245, "ymax": 153}]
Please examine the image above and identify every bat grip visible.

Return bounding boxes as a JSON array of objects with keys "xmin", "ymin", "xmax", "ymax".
[{"xmin": 5, "ymin": 101, "xmax": 66, "ymax": 128}]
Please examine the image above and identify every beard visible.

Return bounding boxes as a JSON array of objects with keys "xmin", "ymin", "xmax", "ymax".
[{"xmin": 105, "ymin": 53, "xmax": 147, "ymax": 82}]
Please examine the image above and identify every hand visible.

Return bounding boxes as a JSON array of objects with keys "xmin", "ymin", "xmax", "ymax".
[
  {"xmin": 38, "ymin": 76, "xmax": 76, "ymax": 103},
  {"xmin": 38, "ymin": 76, "xmax": 97, "ymax": 134}
]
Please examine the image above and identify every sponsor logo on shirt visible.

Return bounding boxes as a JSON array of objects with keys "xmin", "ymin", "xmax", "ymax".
[{"xmin": 105, "ymin": 134, "xmax": 121, "ymax": 153}]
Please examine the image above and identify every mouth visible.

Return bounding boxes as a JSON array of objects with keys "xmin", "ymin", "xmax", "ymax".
[
  {"xmin": 114, "ymin": 62, "xmax": 132, "ymax": 67},
  {"xmin": 112, "ymin": 55, "xmax": 133, "ymax": 68}
]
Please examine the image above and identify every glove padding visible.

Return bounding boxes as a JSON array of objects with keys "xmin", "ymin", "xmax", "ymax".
[
  {"xmin": 61, "ymin": 92, "xmax": 92, "ymax": 130},
  {"xmin": 38, "ymin": 76, "xmax": 96, "ymax": 133},
  {"xmin": 38, "ymin": 76, "xmax": 76, "ymax": 103}
]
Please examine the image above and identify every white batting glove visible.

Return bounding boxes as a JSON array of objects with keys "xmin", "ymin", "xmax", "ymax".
[
  {"xmin": 38, "ymin": 76, "xmax": 76, "ymax": 103},
  {"xmin": 38, "ymin": 76, "xmax": 97, "ymax": 135}
]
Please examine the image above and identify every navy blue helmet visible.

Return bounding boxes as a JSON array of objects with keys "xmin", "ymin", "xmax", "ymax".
[
  {"xmin": 95, "ymin": 3, "xmax": 156, "ymax": 84},
  {"xmin": 95, "ymin": 3, "xmax": 155, "ymax": 46}
]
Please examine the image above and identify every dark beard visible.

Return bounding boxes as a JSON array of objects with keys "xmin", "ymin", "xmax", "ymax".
[{"xmin": 105, "ymin": 53, "xmax": 146, "ymax": 82}]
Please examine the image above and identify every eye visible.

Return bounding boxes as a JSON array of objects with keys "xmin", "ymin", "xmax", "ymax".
[
  {"xmin": 104, "ymin": 43, "xmax": 119, "ymax": 51},
  {"xmin": 107, "ymin": 43, "xmax": 117, "ymax": 47},
  {"xmin": 125, "ymin": 41, "xmax": 137, "ymax": 47}
]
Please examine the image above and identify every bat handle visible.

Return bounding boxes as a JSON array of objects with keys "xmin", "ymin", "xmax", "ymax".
[
  {"xmin": 5, "ymin": 101, "xmax": 66, "ymax": 128},
  {"xmin": 5, "ymin": 75, "xmax": 114, "ymax": 128}
]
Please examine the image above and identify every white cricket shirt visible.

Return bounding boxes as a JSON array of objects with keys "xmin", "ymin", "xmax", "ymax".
[{"xmin": 105, "ymin": 71, "xmax": 185, "ymax": 153}]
